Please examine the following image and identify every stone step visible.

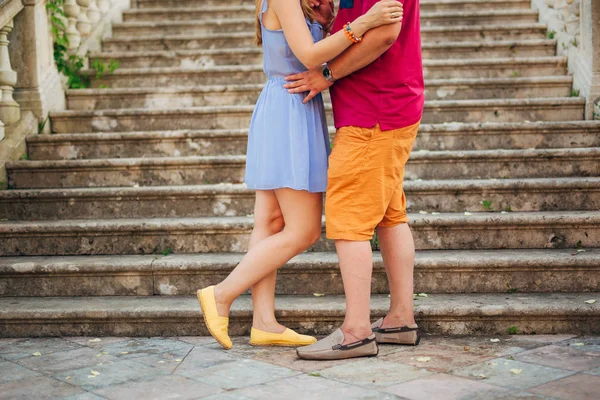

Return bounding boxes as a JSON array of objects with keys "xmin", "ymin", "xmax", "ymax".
[
  {"xmin": 121, "ymin": 7, "xmax": 539, "ymax": 26},
  {"xmin": 1, "ymin": 292, "xmax": 598, "ymax": 337},
  {"xmin": 0, "ymin": 212, "xmax": 599, "ymax": 256},
  {"xmin": 27, "ymin": 121, "xmax": 600, "ymax": 161},
  {"xmin": 48, "ymin": 98, "xmax": 583, "ymax": 136},
  {"xmin": 1, "ymin": 249, "xmax": 598, "ymax": 297},
  {"xmin": 132, "ymin": 0, "xmax": 531, "ymax": 12},
  {"xmin": 110, "ymin": 22, "xmax": 548, "ymax": 43},
  {"xmin": 8, "ymin": 146, "xmax": 599, "ymax": 189},
  {"xmin": 102, "ymin": 37, "xmax": 556, "ymax": 59},
  {"xmin": 79, "ymin": 75, "xmax": 572, "ymax": 103},
  {"xmin": 2, "ymin": 178, "xmax": 599, "ymax": 221},
  {"xmin": 90, "ymin": 49, "xmax": 566, "ymax": 76}
]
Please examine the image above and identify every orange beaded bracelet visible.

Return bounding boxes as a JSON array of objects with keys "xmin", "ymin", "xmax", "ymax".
[{"xmin": 343, "ymin": 23, "xmax": 362, "ymax": 43}]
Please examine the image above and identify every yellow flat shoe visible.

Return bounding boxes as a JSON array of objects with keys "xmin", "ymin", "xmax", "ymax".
[
  {"xmin": 197, "ymin": 286, "xmax": 232, "ymax": 350},
  {"xmin": 249, "ymin": 327, "xmax": 317, "ymax": 347}
]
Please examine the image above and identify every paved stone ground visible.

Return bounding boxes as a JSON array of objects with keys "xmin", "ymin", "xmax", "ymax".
[{"xmin": 1, "ymin": 334, "xmax": 599, "ymax": 399}]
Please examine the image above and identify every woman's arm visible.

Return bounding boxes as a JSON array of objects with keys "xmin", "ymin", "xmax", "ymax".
[{"xmin": 271, "ymin": 0, "xmax": 402, "ymax": 70}]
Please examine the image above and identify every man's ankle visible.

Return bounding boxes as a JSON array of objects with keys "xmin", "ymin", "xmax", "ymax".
[
  {"xmin": 381, "ymin": 313, "xmax": 416, "ymax": 329},
  {"xmin": 340, "ymin": 324, "xmax": 373, "ymax": 345}
]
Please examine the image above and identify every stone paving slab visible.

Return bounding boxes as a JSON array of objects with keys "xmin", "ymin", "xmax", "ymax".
[{"xmin": 0, "ymin": 335, "xmax": 598, "ymax": 399}]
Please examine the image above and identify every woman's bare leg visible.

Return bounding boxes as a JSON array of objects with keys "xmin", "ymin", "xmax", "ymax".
[
  {"xmin": 213, "ymin": 188, "xmax": 323, "ymax": 318},
  {"xmin": 248, "ymin": 190, "xmax": 286, "ymax": 333}
]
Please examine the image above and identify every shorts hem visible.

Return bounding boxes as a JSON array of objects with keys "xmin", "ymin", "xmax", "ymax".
[{"xmin": 326, "ymin": 232, "xmax": 374, "ymax": 242}]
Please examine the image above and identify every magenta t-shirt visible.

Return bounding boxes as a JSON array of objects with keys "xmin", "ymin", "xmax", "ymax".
[{"xmin": 329, "ymin": 0, "xmax": 424, "ymax": 131}]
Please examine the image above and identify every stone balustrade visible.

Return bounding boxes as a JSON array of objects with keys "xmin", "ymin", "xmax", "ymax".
[{"xmin": 0, "ymin": 0, "xmax": 127, "ymax": 186}]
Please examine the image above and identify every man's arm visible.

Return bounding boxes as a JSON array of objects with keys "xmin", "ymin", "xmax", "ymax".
[
  {"xmin": 329, "ymin": 21, "xmax": 401, "ymax": 80},
  {"xmin": 284, "ymin": 21, "xmax": 402, "ymax": 103}
]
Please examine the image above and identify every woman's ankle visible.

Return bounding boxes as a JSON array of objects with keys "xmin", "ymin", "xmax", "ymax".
[
  {"xmin": 252, "ymin": 317, "xmax": 286, "ymax": 334},
  {"xmin": 213, "ymin": 284, "xmax": 232, "ymax": 317}
]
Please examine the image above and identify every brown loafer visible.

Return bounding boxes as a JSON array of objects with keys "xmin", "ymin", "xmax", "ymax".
[
  {"xmin": 371, "ymin": 318, "xmax": 421, "ymax": 346},
  {"xmin": 296, "ymin": 329, "xmax": 379, "ymax": 360}
]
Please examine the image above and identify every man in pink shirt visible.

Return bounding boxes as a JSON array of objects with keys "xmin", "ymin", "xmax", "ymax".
[{"xmin": 287, "ymin": 0, "xmax": 424, "ymax": 360}]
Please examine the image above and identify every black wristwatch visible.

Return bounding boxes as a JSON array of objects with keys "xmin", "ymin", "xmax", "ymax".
[{"xmin": 322, "ymin": 63, "xmax": 336, "ymax": 83}]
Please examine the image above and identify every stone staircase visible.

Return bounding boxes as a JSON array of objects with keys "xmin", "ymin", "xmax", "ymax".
[{"xmin": 1, "ymin": 0, "xmax": 599, "ymax": 337}]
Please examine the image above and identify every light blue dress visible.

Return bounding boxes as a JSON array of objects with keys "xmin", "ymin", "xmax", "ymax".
[{"xmin": 244, "ymin": 0, "xmax": 330, "ymax": 193}]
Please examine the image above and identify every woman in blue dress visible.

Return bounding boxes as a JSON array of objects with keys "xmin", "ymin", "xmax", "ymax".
[{"xmin": 197, "ymin": 0, "xmax": 403, "ymax": 349}]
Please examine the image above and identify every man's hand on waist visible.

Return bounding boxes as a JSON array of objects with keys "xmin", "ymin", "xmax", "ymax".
[{"xmin": 284, "ymin": 68, "xmax": 333, "ymax": 104}]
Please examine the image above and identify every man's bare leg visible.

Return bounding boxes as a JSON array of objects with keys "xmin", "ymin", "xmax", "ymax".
[
  {"xmin": 376, "ymin": 223, "xmax": 416, "ymax": 328},
  {"xmin": 337, "ymin": 240, "xmax": 375, "ymax": 344}
]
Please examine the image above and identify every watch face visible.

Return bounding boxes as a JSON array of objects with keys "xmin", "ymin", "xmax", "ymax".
[{"xmin": 323, "ymin": 67, "xmax": 332, "ymax": 80}]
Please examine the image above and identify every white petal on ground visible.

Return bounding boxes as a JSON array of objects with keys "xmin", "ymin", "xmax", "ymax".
[
  {"xmin": 415, "ymin": 356, "xmax": 431, "ymax": 362},
  {"xmin": 90, "ymin": 370, "xmax": 100, "ymax": 376},
  {"xmin": 32, "ymin": 352, "xmax": 42, "ymax": 357},
  {"xmin": 417, "ymin": 293, "xmax": 428, "ymax": 297},
  {"xmin": 464, "ymin": 212, "xmax": 473, "ymax": 216},
  {"xmin": 490, "ymin": 338, "xmax": 500, "ymax": 343},
  {"xmin": 88, "ymin": 338, "xmax": 102, "ymax": 343},
  {"xmin": 510, "ymin": 368, "xmax": 522, "ymax": 375},
  {"xmin": 584, "ymin": 300, "xmax": 596, "ymax": 304},
  {"xmin": 313, "ymin": 293, "xmax": 325, "ymax": 297},
  {"xmin": 571, "ymin": 342, "xmax": 585, "ymax": 346},
  {"xmin": 419, "ymin": 211, "xmax": 428, "ymax": 214}
]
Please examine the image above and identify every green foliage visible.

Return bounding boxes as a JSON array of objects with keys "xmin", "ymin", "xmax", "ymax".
[
  {"xmin": 570, "ymin": 89, "xmax": 580, "ymax": 97},
  {"xmin": 507, "ymin": 326, "xmax": 519, "ymax": 335},
  {"xmin": 47, "ymin": 1, "xmax": 118, "ymax": 89},
  {"xmin": 162, "ymin": 248, "xmax": 174, "ymax": 256},
  {"xmin": 572, "ymin": 37, "xmax": 578, "ymax": 47},
  {"xmin": 576, "ymin": 240, "xmax": 584, "ymax": 249},
  {"xmin": 38, "ymin": 115, "xmax": 49, "ymax": 134},
  {"xmin": 512, "ymin": 71, "xmax": 519, "ymax": 78},
  {"xmin": 547, "ymin": 30, "xmax": 556, "ymax": 39},
  {"xmin": 506, "ymin": 287, "xmax": 518, "ymax": 294},
  {"xmin": 370, "ymin": 232, "xmax": 380, "ymax": 251},
  {"xmin": 481, "ymin": 200, "xmax": 493, "ymax": 212}
]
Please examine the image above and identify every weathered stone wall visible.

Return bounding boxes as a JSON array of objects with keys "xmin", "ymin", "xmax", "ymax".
[{"xmin": 532, "ymin": 0, "xmax": 600, "ymax": 119}]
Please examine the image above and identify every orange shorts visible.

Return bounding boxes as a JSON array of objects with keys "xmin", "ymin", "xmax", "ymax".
[{"xmin": 325, "ymin": 121, "xmax": 420, "ymax": 241}]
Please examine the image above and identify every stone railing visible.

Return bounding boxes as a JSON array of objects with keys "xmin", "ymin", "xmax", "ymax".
[
  {"xmin": 0, "ymin": 0, "xmax": 128, "ymax": 186},
  {"xmin": 533, "ymin": 0, "xmax": 600, "ymax": 119}
]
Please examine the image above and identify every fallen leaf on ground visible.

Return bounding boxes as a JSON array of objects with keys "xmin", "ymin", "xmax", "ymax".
[
  {"xmin": 88, "ymin": 338, "xmax": 102, "ymax": 343},
  {"xmin": 571, "ymin": 343, "xmax": 585, "ymax": 346},
  {"xmin": 90, "ymin": 370, "xmax": 100, "ymax": 376},
  {"xmin": 174, "ymin": 359, "xmax": 183, "ymax": 362},
  {"xmin": 120, "ymin": 352, "xmax": 129, "ymax": 355},
  {"xmin": 584, "ymin": 300, "xmax": 596, "ymax": 304},
  {"xmin": 32, "ymin": 352, "xmax": 42, "ymax": 357},
  {"xmin": 490, "ymin": 338, "xmax": 500, "ymax": 343},
  {"xmin": 313, "ymin": 293, "xmax": 324, "ymax": 297},
  {"xmin": 431, "ymin": 212, "xmax": 440, "ymax": 215},
  {"xmin": 510, "ymin": 368, "xmax": 522, "ymax": 375},
  {"xmin": 157, "ymin": 361, "xmax": 165, "ymax": 364},
  {"xmin": 66, "ymin": 376, "xmax": 71, "ymax": 380},
  {"xmin": 464, "ymin": 212, "xmax": 473, "ymax": 216},
  {"xmin": 577, "ymin": 249, "xmax": 586, "ymax": 253},
  {"xmin": 472, "ymin": 374, "xmax": 487, "ymax": 379},
  {"xmin": 415, "ymin": 356, "xmax": 431, "ymax": 362},
  {"xmin": 464, "ymin": 346, "xmax": 470, "ymax": 351},
  {"xmin": 419, "ymin": 211, "xmax": 428, "ymax": 214},
  {"xmin": 500, "ymin": 211, "xmax": 508, "ymax": 214},
  {"xmin": 417, "ymin": 293, "xmax": 428, "ymax": 297}
]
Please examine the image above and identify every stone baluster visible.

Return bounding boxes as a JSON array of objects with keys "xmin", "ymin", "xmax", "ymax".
[
  {"xmin": 0, "ymin": 19, "xmax": 20, "ymax": 139},
  {"xmin": 64, "ymin": 0, "xmax": 82, "ymax": 51},
  {"xmin": 88, "ymin": 0, "xmax": 102, "ymax": 24},
  {"xmin": 76, "ymin": 0, "xmax": 92, "ymax": 37},
  {"xmin": 97, "ymin": 0, "xmax": 110, "ymax": 14}
]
